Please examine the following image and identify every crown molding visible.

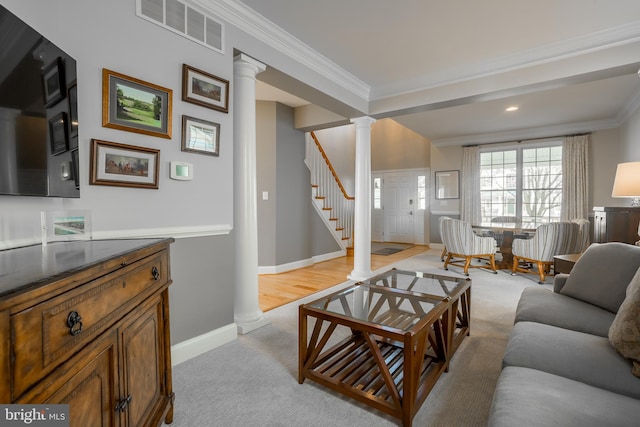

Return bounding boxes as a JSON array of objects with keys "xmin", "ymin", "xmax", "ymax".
[
  {"xmin": 373, "ymin": 20, "xmax": 640, "ymax": 100},
  {"xmin": 431, "ymin": 119, "xmax": 620, "ymax": 147},
  {"xmin": 617, "ymin": 86, "xmax": 640, "ymax": 124},
  {"xmin": 193, "ymin": 0, "xmax": 370, "ymax": 101}
]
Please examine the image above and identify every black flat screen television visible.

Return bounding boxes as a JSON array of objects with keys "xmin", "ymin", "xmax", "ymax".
[{"xmin": 0, "ymin": 5, "xmax": 79, "ymax": 197}]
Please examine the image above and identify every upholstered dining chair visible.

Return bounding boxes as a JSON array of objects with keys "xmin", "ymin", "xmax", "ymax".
[
  {"xmin": 439, "ymin": 216, "xmax": 451, "ymax": 261},
  {"xmin": 571, "ymin": 218, "xmax": 591, "ymax": 253},
  {"xmin": 440, "ymin": 218, "xmax": 498, "ymax": 275},
  {"xmin": 511, "ymin": 222, "xmax": 580, "ymax": 283}
]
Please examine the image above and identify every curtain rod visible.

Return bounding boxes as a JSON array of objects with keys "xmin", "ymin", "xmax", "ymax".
[{"xmin": 463, "ymin": 132, "xmax": 591, "ymax": 148}]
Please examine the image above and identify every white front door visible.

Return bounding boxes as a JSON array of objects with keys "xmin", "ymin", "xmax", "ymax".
[
  {"xmin": 371, "ymin": 174, "xmax": 384, "ymax": 241},
  {"xmin": 383, "ymin": 172, "xmax": 415, "ymax": 243}
]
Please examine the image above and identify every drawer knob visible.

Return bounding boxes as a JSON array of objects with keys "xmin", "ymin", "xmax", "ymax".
[
  {"xmin": 66, "ymin": 311, "xmax": 83, "ymax": 336},
  {"xmin": 151, "ymin": 266, "xmax": 160, "ymax": 280}
]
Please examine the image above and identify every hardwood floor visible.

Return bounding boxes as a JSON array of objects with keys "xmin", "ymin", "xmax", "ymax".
[{"xmin": 258, "ymin": 245, "xmax": 430, "ymax": 311}]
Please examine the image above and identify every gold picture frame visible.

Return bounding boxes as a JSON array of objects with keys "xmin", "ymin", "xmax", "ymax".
[{"xmin": 102, "ymin": 69, "xmax": 172, "ymax": 139}]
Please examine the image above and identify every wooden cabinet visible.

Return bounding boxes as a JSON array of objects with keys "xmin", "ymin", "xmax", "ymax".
[
  {"xmin": 593, "ymin": 207, "xmax": 640, "ymax": 244},
  {"xmin": 0, "ymin": 238, "xmax": 174, "ymax": 427}
]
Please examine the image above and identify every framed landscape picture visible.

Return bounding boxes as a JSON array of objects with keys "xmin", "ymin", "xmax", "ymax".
[
  {"xmin": 181, "ymin": 115, "xmax": 220, "ymax": 156},
  {"xmin": 182, "ymin": 64, "xmax": 229, "ymax": 113},
  {"xmin": 102, "ymin": 69, "xmax": 172, "ymax": 139},
  {"xmin": 90, "ymin": 139, "xmax": 160, "ymax": 189},
  {"xmin": 41, "ymin": 209, "xmax": 92, "ymax": 246}
]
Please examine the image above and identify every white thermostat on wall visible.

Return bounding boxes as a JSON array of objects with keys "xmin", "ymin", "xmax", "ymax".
[{"xmin": 170, "ymin": 161, "xmax": 193, "ymax": 181}]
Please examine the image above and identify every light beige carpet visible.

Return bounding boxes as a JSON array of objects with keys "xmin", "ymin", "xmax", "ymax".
[{"xmin": 166, "ymin": 249, "xmax": 552, "ymax": 426}]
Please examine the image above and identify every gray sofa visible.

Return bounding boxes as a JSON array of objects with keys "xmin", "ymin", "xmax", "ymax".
[{"xmin": 488, "ymin": 242, "xmax": 640, "ymax": 426}]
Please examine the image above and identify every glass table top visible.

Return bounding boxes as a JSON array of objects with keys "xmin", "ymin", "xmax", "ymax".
[
  {"xmin": 306, "ymin": 283, "xmax": 442, "ymax": 332},
  {"xmin": 361, "ymin": 268, "xmax": 470, "ymax": 299}
]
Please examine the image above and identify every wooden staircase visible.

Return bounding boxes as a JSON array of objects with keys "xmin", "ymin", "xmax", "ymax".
[{"xmin": 306, "ymin": 132, "xmax": 354, "ymax": 251}]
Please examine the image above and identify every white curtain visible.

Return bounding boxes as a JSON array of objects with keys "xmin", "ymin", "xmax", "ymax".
[
  {"xmin": 561, "ymin": 135, "xmax": 589, "ymax": 220},
  {"xmin": 461, "ymin": 146, "xmax": 481, "ymax": 224}
]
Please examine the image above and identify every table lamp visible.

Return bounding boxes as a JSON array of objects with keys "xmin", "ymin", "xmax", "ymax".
[
  {"xmin": 612, "ymin": 162, "xmax": 640, "ymax": 207},
  {"xmin": 611, "ymin": 161, "xmax": 640, "ymax": 245}
]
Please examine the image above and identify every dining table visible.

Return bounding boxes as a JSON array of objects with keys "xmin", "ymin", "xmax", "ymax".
[{"xmin": 472, "ymin": 222, "xmax": 536, "ymax": 269}]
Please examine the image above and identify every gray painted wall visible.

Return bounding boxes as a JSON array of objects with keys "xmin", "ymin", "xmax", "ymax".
[
  {"xmin": 275, "ymin": 103, "xmax": 312, "ymax": 264},
  {"xmin": 168, "ymin": 234, "xmax": 235, "ymax": 345},
  {"xmin": 256, "ymin": 102, "xmax": 278, "ymax": 267},
  {"xmin": 257, "ymin": 101, "xmax": 340, "ymax": 268}
]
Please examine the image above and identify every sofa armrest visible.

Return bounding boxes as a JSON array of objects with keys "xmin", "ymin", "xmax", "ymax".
[{"xmin": 553, "ymin": 274, "xmax": 570, "ymax": 293}]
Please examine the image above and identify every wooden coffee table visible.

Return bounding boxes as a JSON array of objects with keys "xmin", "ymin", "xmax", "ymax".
[{"xmin": 298, "ymin": 269, "xmax": 471, "ymax": 427}]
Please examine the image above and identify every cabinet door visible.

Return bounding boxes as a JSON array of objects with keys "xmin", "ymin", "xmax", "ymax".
[
  {"xmin": 119, "ymin": 295, "xmax": 170, "ymax": 427},
  {"xmin": 19, "ymin": 333, "xmax": 118, "ymax": 427}
]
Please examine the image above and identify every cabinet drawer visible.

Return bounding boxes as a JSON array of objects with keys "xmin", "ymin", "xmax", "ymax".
[{"xmin": 11, "ymin": 251, "xmax": 168, "ymax": 399}]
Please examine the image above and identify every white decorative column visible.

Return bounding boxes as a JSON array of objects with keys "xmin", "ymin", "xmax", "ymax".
[
  {"xmin": 233, "ymin": 53, "xmax": 269, "ymax": 334},
  {"xmin": 349, "ymin": 116, "xmax": 376, "ymax": 281}
]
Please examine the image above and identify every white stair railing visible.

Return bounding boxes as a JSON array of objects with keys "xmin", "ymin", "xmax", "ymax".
[{"xmin": 305, "ymin": 132, "xmax": 354, "ymax": 249}]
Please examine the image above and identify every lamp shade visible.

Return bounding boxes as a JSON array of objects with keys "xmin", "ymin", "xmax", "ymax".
[{"xmin": 611, "ymin": 162, "xmax": 640, "ymax": 197}]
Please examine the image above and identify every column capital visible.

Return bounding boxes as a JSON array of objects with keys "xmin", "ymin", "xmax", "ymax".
[
  {"xmin": 234, "ymin": 53, "xmax": 266, "ymax": 76},
  {"xmin": 350, "ymin": 116, "xmax": 376, "ymax": 127}
]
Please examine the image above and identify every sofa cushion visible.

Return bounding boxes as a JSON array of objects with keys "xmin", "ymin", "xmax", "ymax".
[
  {"xmin": 515, "ymin": 287, "xmax": 615, "ymax": 337},
  {"xmin": 559, "ymin": 242, "xmax": 640, "ymax": 313},
  {"xmin": 609, "ymin": 267, "xmax": 640, "ymax": 377},
  {"xmin": 503, "ymin": 321, "xmax": 640, "ymax": 399},
  {"xmin": 488, "ymin": 366, "xmax": 640, "ymax": 427}
]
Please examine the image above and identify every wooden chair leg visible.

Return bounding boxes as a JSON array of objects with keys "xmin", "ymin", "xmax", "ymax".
[
  {"xmin": 511, "ymin": 256, "xmax": 519, "ymax": 275},
  {"xmin": 444, "ymin": 253, "xmax": 453, "ymax": 270},
  {"xmin": 441, "ymin": 247, "xmax": 447, "ymax": 262},
  {"xmin": 488, "ymin": 254, "xmax": 498, "ymax": 273},
  {"xmin": 537, "ymin": 261, "xmax": 546, "ymax": 283},
  {"xmin": 463, "ymin": 256, "xmax": 472, "ymax": 276}
]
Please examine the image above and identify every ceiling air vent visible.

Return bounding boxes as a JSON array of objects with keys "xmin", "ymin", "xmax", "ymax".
[{"xmin": 137, "ymin": 0, "xmax": 224, "ymax": 54}]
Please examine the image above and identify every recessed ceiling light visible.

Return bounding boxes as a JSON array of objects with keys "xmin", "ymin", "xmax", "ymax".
[{"xmin": 505, "ymin": 106, "xmax": 519, "ymax": 112}]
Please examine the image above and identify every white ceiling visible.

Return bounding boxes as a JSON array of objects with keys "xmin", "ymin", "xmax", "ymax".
[{"xmin": 244, "ymin": 0, "xmax": 640, "ymax": 144}]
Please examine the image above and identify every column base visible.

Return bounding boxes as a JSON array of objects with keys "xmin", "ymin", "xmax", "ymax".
[
  {"xmin": 236, "ymin": 316, "xmax": 271, "ymax": 335},
  {"xmin": 348, "ymin": 270, "xmax": 373, "ymax": 282}
]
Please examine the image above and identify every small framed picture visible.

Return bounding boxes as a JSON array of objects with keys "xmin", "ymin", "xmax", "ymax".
[
  {"xmin": 182, "ymin": 64, "xmax": 229, "ymax": 113},
  {"xmin": 435, "ymin": 170, "xmax": 460, "ymax": 200},
  {"xmin": 102, "ymin": 69, "xmax": 172, "ymax": 139},
  {"xmin": 181, "ymin": 115, "xmax": 220, "ymax": 156},
  {"xmin": 68, "ymin": 83, "xmax": 79, "ymax": 137},
  {"xmin": 49, "ymin": 112, "xmax": 69, "ymax": 155},
  {"xmin": 41, "ymin": 209, "xmax": 92, "ymax": 246},
  {"xmin": 71, "ymin": 148, "xmax": 80, "ymax": 189},
  {"xmin": 42, "ymin": 57, "xmax": 66, "ymax": 107},
  {"xmin": 90, "ymin": 139, "xmax": 160, "ymax": 189}
]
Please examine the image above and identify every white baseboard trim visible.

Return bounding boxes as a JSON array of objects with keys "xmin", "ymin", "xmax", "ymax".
[
  {"xmin": 170, "ymin": 323, "xmax": 237, "ymax": 366},
  {"xmin": 313, "ymin": 249, "xmax": 347, "ymax": 263},
  {"xmin": 258, "ymin": 249, "xmax": 346, "ymax": 274}
]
